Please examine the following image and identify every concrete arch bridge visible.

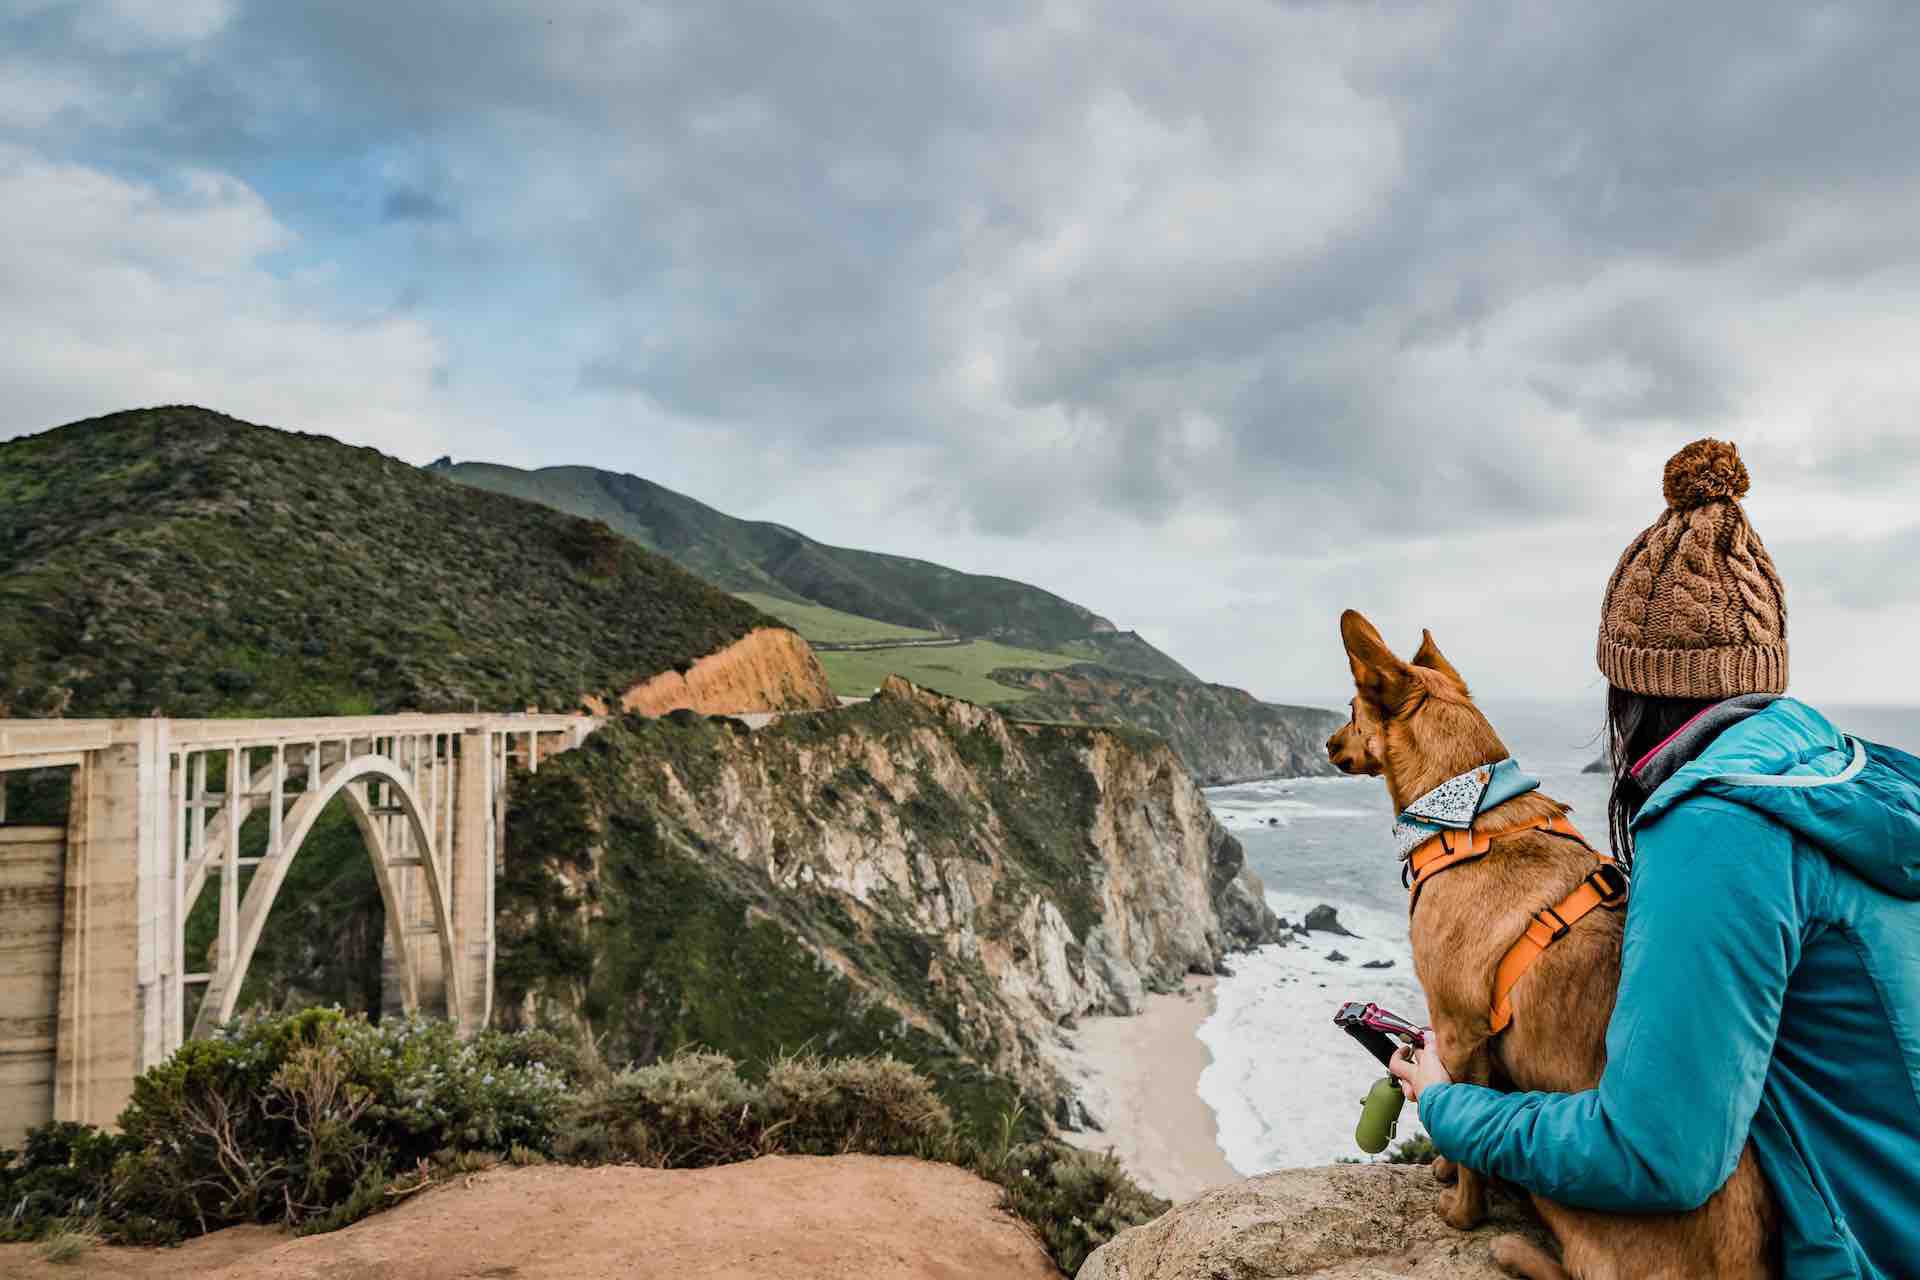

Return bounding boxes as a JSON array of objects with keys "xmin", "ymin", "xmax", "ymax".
[{"xmin": 0, "ymin": 712, "xmax": 600, "ymax": 1146}]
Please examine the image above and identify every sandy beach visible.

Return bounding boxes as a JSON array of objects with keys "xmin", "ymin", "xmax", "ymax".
[{"xmin": 1053, "ymin": 976, "xmax": 1239, "ymax": 1202}]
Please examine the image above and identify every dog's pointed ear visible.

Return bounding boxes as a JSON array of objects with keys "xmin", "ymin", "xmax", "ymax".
[
  {"xmin": 1340, "ymin": 610, "xmax": 1416, "ymax": 710},
  {"xmin": 1412, "ymin": 628, "xmax": 1468, "ymax": 692}
]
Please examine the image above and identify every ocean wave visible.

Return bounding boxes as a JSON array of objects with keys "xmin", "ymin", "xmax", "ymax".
[{"xmin": 1214, "ymin": 805, "xmax": 1378, "ymax": 826}]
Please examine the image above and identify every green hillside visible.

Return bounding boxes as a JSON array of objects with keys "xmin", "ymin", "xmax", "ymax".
[
  {"xmin": 815, "ymin": 640, "xmax": 1078, "ymax": 704},
  {"xmin": 1, "ymin": 407, "xmax": 780, "ymax": 718},
  {"xmin": 429, "ymin": 459, "xmax": 1196, "ymax": 681},
  {"xmin": 734, "ymin": 592, "xmax": 938, "ymax": 643}
]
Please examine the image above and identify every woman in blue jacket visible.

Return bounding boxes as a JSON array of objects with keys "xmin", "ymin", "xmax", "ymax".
[{"xmin": 1390, "ymin": 439, "xmax": 1920, "ymax": 1279}]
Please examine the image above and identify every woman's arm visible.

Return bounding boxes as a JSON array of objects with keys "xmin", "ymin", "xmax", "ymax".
[{"xmin": 1416, "ymin": 799, "xmax": 1801, "ymax": 1212}]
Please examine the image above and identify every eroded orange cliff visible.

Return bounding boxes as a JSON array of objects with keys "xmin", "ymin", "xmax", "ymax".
[{"xmin": 592, "ymin": 626, "xmax": 838, "ymax": 717}]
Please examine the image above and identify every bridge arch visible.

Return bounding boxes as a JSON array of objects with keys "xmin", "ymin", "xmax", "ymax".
[{"xmin": 188, "ymin": 752, "xmax": 462, "ymax": 1039}]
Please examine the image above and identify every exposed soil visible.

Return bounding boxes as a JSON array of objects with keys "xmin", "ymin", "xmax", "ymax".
[
  {"xmin": 606, "ymin": 627, "xmax": 839, "ymax": 717},
  {"xmin": 0, "ymin": 1156, "xmax": 1057, "ymax": 1280}
]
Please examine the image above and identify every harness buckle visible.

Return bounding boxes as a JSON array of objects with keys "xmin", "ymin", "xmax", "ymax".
[
  {"xmin": 1586, "ymin": 862, "xmax": 1630, "ymax": 907},
  {"xmin": 1535, "ymin": 903, "xmax": 1572, "ymax": 943}
]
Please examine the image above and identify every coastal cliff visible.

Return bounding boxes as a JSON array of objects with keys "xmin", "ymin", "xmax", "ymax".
[
  {"xmin": 494, "ymin": 676, "xmax": 1283, "ymax": 1126},
  {"xmin": 591, "ymin": 626, "xmax": 839, "ymax": 716},
  {"xmin": 995, "ymin": 665, "xmax": 1345, "ymax": 785}
]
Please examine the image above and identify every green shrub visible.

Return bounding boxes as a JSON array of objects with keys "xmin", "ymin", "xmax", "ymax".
[
  {"xmin": 5, "ymin": 1010, "xmax": 572, "ymax": 1243},
  {"xmin": 556, "ymin": 1050, "xmax": 767, "ymax": 1167},
  {"xmin": 321, "ymin": 1016, "xmax": 570, "ymax": 1160},
  {"xmin": 761, "ymin": 1053, "xmax": 952, "ymax": 1157},
  {"xmin": 0, "ymin": 1123, "xmax": 140, "ymax": 1242},
  {"xmin": 993, "ymin": 1140, "xmax": 1170, "ymax": 1275},
  {"xmin": 471, "ymin": 1026, "xmax": 600, "ymax": 1088},
  {"xmin": 1385, "ymin": 1134, "xmax": 1438, "ymax": 1164}
]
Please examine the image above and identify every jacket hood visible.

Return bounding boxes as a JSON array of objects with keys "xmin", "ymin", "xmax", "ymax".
[{"xmin": 1635, "ymin": 697, "xmax": 1920, "ymax": 900}]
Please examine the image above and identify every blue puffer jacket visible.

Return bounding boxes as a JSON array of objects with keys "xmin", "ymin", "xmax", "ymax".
[{"xmin": 1420, "ymin": 698, "xmax": 1920, "ymax": 1278}]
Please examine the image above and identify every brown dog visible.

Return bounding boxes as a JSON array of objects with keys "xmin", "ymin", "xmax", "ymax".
[{"xmin": 1327, "ymin": 611, "xmax": 1775, "ymax": 1280}]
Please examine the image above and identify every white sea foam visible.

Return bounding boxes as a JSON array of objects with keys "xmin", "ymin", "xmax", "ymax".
[
  {"xmin": 1198, "ymin": 893, "xmax": 1430, "ymax": 1171},
  {"xmin": 1207, "ymin": 775, "xmax": 1381, "ymax": 828}
]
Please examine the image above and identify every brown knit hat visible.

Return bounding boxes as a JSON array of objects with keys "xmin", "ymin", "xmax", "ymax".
[{"xmin": 1597, "ymin": 438, "xmax": 1788, "ymax": 699}]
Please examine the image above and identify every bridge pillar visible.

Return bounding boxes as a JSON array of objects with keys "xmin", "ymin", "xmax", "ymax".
[
  {"xmin": 454, "ymin": 731, "xmax": 493, "ymax": 1035},
  {"xmin": 0, "ymin": 824, "xmax": 65, "ymax": 1148},
  {"xmin": 52, "ymin": 724, "xmax": 168, "ymax": 1131},
  {"xmin": 380, "ymin": 783, "xmax": 448, "ymax": 1023}
]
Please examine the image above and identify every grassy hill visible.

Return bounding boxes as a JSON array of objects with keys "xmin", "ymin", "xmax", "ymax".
[
  {"xmin": 733, "ymin": 592, "xmax": 938, "ymax": 644},
  {"xmin": 814, "ymin": 639, "xmax": 1080, "ymax": 704},
  {"xmin": 422, "ymin": 455, "xmax": 1343, "ymax": 784},
  {"xmin": 1, "ymin": 407, "xmax": 781, "ymax": 718},
  {"xmin": 430, "ymin": 459, "xmax": 1196, "ymax": 681}
]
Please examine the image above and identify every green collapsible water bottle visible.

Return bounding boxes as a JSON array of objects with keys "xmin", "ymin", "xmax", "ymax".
[{"xmin": 1355, "ymin": 1075, "xmax": 1405, "ymax": 1154}]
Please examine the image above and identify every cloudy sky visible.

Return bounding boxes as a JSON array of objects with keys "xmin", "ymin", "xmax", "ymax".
[{"xmin": 7, "ymin": 1, "xmax": 1920, "ymax": 706}]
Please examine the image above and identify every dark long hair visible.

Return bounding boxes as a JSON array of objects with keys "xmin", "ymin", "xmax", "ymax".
[{"xmin": 1605, "ymin": 686, "xmax": 1718, "ymax": 870}]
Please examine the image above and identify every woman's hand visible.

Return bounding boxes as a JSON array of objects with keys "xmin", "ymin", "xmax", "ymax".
[{"xmin": 1390, "ymin": 1041, "xmax": 1453, "ymax": 1103}]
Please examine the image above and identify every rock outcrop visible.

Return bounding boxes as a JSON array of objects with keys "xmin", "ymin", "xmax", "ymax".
[
  {"xmin": 994, "ymin": 664, "xmax": 1344, "ymax": 784},
  {"xmin": 598, "ymin": 626, "xmax": 839, "ymax": 716},
  {"xmin": 495, "ymin": 676, "xmax": 1283, "ymax": 1124},
  {"xmin": 1077, "ymin": 1162, "xmax": 1551, "ymax": 1279},
  {"xmin": 1305, "ymin": 903, "xmax": 1360, "ymax": 937}
]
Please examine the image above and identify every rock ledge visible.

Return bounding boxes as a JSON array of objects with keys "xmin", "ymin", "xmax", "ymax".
[{"xmin": 1077, "ymin": 1162, "xmax": 1550, "ymax": 1279}]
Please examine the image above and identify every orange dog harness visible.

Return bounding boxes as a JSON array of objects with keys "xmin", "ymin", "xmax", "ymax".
[{"xmin": 1406, "ymin": 813, "xmax": 1629, "ymax": 1034}]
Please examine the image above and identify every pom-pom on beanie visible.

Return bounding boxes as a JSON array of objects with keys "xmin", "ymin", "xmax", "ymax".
[{"xmin": 1597, "ymin": 439, "xmax": 1788, "ymax": 699}]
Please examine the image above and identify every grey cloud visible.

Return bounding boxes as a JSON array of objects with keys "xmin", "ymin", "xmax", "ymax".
[
  {"xmin": 1801, "ymin": 433, "xmax": 1920, "ymax": 491},
  {"xmin": 1775, "ymin": 525, "xmax": 1920, "ymax": 611},
  {"xmin": 18, "ymin": 1, "xmax": 1920, "ymax": 584},
  {"xmin": 1528, "ymin": 299, "xmax": 1735, "ymax": 431}
]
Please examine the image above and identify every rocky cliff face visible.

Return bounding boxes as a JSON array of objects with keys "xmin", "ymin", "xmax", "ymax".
[
  {"xmin": 494, "ymin": 677, "xmax": 1282, "ymax": 1128},
  {"xmin": 603, "ymin": 626, "xmax": 839, "ymax": 716},
  {"xmin": 995, "ymin": 665, "xmax": 1345, "ymax": 785}
]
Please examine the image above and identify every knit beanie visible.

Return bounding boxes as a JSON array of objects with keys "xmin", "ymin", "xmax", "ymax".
[{"xmin": 1597, "ymin": 438, "xmax": 1788, "ymax": 699}]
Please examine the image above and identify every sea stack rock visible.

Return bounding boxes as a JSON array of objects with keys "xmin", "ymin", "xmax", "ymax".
[{"xmin": 1304, "ymin": 904, "xmax": 1359, "ymax": 937}]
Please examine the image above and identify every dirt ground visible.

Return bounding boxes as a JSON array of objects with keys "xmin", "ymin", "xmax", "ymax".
[{"xmin": 0, "ymin": 1154, "xmax": 1059, "ymax": 1280}]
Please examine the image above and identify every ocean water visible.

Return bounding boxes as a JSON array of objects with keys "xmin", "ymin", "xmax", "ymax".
[{"xmin": 1196, "ymin": 698, "xmax": 1920, "ymax": 1172}]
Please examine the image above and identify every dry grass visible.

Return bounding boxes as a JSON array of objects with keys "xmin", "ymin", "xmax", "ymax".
[{"xmin": 34, "ymin": 1224, "xmax": 101, "ymax": 1265}]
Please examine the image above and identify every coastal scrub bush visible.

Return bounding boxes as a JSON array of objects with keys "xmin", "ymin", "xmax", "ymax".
[
  {"xmin": 554, "ymin": 1049, "xmax": 951, "ymax": 1166},
  {"xmin": 761, "ymin": 1052, "xmax": 952, "ymax": 1156},
  {"xmin": 0, "ymin": 1011, "xmax": 577, "ymax": 1243},
  {"xmin": 0, "ymin": 1123, "xmax": 140, "ymax": 1243},
  {"xmin": 557, "ymin": 1050, "xmax": 766, "ymax": 1167},
  {"xmin": 993, "ymin": 1140, "xmax": 1170, "ymax": 1274}
]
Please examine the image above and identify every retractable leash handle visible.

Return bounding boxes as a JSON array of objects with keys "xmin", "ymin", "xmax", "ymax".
[{"xmin": 1333, "ymin": 1000, "xmax": 1428, "ymax": 1067}]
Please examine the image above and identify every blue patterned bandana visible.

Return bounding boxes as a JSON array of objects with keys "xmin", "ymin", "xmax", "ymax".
[{"xmin": 1392, "ymin": 757, "xmax": 1541, "ymax": 859}]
